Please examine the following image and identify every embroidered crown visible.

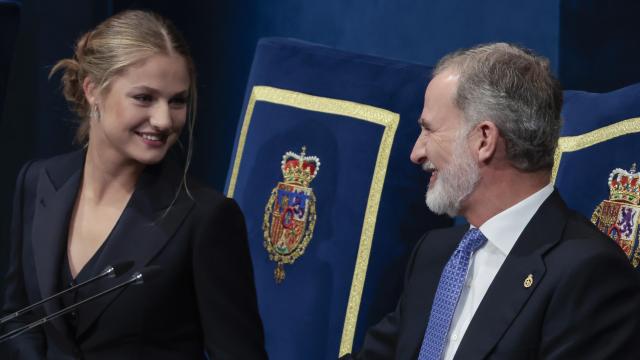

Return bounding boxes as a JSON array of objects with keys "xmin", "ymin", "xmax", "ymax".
[
  {"xmin": 281, "ymin": 146, "xmax": 320, "ymax": 187},
  {"xmin": 608, "ymin": 163, "xmax": 640, "ymax": 205}
]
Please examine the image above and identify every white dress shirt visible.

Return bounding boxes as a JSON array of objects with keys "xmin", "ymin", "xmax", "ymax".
[{"xmin": 442, "ymin": 183, "xmax": 554, "ymax": 360}]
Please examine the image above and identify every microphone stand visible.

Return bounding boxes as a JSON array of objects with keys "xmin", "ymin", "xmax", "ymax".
[
  {"xmin": 0, "ymin": 260, "xmax": 133, "ymax": 325},
  {"xmin": 0, "ymin": 269, "xmax": 151, "ymax": 344}
]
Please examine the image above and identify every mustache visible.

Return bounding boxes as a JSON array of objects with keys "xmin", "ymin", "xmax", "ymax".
[{"xmin": 422, "ymin": 161, "xmax": 436, "ymax": 172}]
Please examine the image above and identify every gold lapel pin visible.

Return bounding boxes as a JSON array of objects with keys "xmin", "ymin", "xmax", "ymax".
[{"xmin": 524, "ymin": 274, "xmax": 534, "ymax": 288}]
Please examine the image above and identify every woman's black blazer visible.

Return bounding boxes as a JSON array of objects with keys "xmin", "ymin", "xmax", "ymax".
[{"xmin": 1, "ymin": 150, "xmax": 267, "ymax": 359}]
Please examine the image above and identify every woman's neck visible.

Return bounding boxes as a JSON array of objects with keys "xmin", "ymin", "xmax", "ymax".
[{"xmin": 82, "ymin": 143, "xmax": 145, "ymax": 204}]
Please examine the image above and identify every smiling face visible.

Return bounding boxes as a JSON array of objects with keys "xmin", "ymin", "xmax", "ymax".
[
  {"xmin": 85, "ymin": 53, "xmax": 190, "ymax": 167},
  {"xmin": 410, "ymin": 70, "xmax": 480, "ymax": 216}
]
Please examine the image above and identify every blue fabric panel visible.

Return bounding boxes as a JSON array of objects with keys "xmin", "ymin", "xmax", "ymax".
[
  {"xmin": 561, "ymin": 85, "xmax": 640, "ymax": 137},
  {"xmin": 233, "ymin": 103, "xmax": 383, "ymax": 359},
  {"xmin": 226, "ymin": 38, "xmax": 452, "ymax": 359},
  {"xmin": 556, "ymin": 83, "xmax": 640, "ymax": 219},
  {"xmin": 556, "ymin": 137, "xmax": 639, "ymax": 218}
]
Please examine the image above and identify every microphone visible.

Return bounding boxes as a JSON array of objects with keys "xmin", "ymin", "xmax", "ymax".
[
  {"xmin": 0, "ymin": 266, "xmax": 160, "ymax": 344},
  {"xmin": 0, "ymin": 260, "xmax": 134, "ymax": 325}
]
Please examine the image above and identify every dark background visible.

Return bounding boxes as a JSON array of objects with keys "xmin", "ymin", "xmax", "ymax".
[{"xmin": 1, "ymin": 0, "xmax": 639, "ymax": 316}]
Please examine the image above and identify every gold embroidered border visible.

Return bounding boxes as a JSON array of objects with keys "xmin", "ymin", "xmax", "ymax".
[
  {"xmin": 551, "ymin": 117, "xmax": 640, "ymax": 184},
  {"xmin": 226, "ymin": 85, "xmax": 400, "ymax": 356}
]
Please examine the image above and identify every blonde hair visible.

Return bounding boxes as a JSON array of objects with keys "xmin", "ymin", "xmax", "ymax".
[{"xmin": 50, "ymin": 9, "xmax": 197, "ymax": 147}]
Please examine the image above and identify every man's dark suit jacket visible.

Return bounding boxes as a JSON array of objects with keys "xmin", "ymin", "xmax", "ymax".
[
  {"xmin": 1, "ymin": 151, "xmax": 268, "ymax": 359},
  {"xmin": 349, "ymin": 191, "xmax": 640, "ymax": 359}
]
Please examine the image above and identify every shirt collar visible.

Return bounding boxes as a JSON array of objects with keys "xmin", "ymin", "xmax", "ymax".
[{"xmin": 476, "ymin": 183, "xmax": 554, "ymax": 256}]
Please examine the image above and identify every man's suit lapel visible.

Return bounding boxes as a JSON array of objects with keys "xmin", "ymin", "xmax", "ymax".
[
  {"xmin": 74, "ymin": 159, "xmax": 194, "ymax": 338},
  {"xmin": 453, "ymin": 191, "xmax": 569, "ymax": 359},
  {"xmin": 31, "ymin": 151, "xmax": 84, "ymax": 339},
  {"xmin": 402, "ymin": 226, "xmax": 467, "ymax": 360}
]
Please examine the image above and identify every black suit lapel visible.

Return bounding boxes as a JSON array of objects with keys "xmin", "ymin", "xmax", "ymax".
[
  {"xmin": 31, "ymin": 152, "xmax": 84, "ymax": 340},
  {"xmin": 74, "ymin": 159, "xmax": 194, "ymax": 338},
  {"xmin": 453, "ymin": 191, "xmax": 569, "ymax": 359},
  {"xmin": 402, "ymin": 226, "xmax": 468, "ymax": 360}
]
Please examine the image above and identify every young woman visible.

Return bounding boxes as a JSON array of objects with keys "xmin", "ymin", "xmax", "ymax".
[{"xmin": 1, "ymin": 10, "xmax": 267, "ymax": 359}]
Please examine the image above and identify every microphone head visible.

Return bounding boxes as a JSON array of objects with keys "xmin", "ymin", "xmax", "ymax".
[
  {"xmin": 112, "ymin": 261, "xmax": 135, "ymax": 277},
  {"xmin": 130, "ymin": 266, "xmax": 162, "ymax": 285},
  {"xmin": 100, "ymin": 261, "xmax": 135, "ymax": 278}
]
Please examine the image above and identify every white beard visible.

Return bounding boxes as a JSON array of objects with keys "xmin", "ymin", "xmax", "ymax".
[{"xmin": 424, "ymin": 135, "xmax": 480, "ymax": 217}]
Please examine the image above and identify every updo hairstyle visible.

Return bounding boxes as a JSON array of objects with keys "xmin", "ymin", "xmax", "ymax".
[{"xmin": 50, "ymin": 10, "xmax": 197, "ymax": 145}]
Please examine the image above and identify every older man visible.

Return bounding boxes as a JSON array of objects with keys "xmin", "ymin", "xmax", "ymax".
[{"xmin": 346, "ymin": 43, "xmax": 640, "ymax": 359}]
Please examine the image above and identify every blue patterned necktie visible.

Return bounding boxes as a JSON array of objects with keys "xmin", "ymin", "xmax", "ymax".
[{"xmin": 418, "ymin": 227, "xmax": 487, "ymax": 360}]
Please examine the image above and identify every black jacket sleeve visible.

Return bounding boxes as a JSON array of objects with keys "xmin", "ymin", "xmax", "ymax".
[
  {"xmin": 192, "ymin": 196, "xmax": 268, "ymax": 359},
  {"xmin": 1, "ymin": 161, "xmax": 46, "ymax": 359}
]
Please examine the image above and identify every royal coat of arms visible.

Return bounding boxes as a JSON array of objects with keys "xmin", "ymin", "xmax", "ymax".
[
  {"xmin": 263, "ymin": 147, "xmax": 320, "ymax": 283},
  {"xmin": 592, "ymin": 163, "xmax": 640, "ymax": 268}
]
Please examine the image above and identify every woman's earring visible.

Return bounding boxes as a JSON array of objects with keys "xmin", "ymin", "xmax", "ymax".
[{"xmin": 91, "ymin": 104, "xmax": 101, "ymax": 121}]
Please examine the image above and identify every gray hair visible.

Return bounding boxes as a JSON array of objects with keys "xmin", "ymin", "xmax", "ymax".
[{"xmin": 434, "ymin": 43, "xmax": 562, "ymax": 172}]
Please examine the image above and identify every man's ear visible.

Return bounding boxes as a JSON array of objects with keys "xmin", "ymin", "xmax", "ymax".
[
  {"xmin": 473, "ymin": 120, "xmax": 499, "ymax": 163},
  {"xmin": 82, "ymin": 77, "xmax": 97, "ymax": 106}
]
